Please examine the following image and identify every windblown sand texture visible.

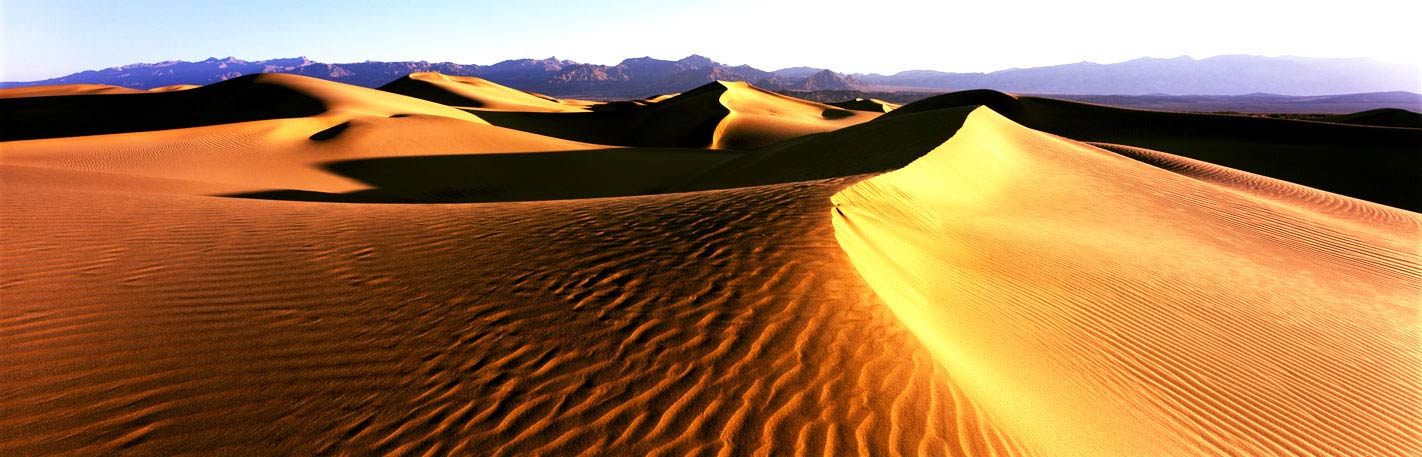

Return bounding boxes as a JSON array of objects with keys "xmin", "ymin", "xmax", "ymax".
[{"xmin": 1, "ymin": 73, "xmax": 1418, "ymax": 456}]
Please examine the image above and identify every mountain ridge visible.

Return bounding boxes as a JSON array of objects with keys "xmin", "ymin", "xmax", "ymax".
[{"xmin": 5, "ymin": 54, "xmax": 1417, "ymax": 98}]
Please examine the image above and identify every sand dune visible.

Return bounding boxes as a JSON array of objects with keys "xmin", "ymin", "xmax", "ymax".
[
  {"xmin": 678, "ymin": 106, "xmax": 977, "ymax": 190},
  {"xmin": 1092, "ymin": 142, "xmax": 1421, "ymax": 231},
  {"xmin": 0, "ymin": 114, "xmax": 605, "ymax": 195},
  {"xmin": 379, "ymin": 72, "xmax": 596, "ymax": 112},
  {"xmin": 0, "ymin": 84, "xmax": 148, "ymax": 98},
  {"xmin": 829, "ymin": 98, "xmax": 901, "ymax": 113},
  {"xmin": 0, "ymin": 74, "xmax": 617, "ymax": 194},
  {"xmin": 476, "ymin": 81, "xmax": 879, "ymax": 149},
  {"xmin": 1323, "ymin": 108, "xmax": 1422, "ymax": 128},
  {"xmin": 0, "ymin": 84, "xmax": 199, "ymax": 99},
  {"xmin": 2, "ymin": 77, "xmax": 1417, "ymax": 455},
  {"xmin": 1, "ymin": 174, "xmax": 1030, "ymax": 456},
  {"xmin": 887, "ymin": 90, "xmax": 1422, "ymax": 210},
  {"xmin": 0, "ymin": 73, "xmax": 490, "ymax": 142},
  {"xmin": 833, "ymin": 107, "xmax": 1420, "ymax": 455}
]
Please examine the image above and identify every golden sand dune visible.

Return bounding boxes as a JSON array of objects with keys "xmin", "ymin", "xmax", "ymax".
[
  {"xmin": 829, "ymin": 98, "xmax": 901, "ymax": 113},
  {"xmin": 0, "ymin": 175, "xmax": 1032, "ymax": 456},
  {"xmin": 476, "ymin": 81, "xmax": 879, "ymax": 149},
  {"xmin": 0, "ymin": 114, "xmax": 600, "ymax": 195},
  {"xmin": 147, "ymin": 84, "xmax": 201, "ymax": 92},
  {"xmin": 0, "ymin": 73, "xmax": 489, "ymax": 142},
  {"xmin": 886, "ymin": 90, "xmax": 1422, "ymax": 211},
  {"xmin": 833, "ymin": 107, "xmax": 1420, "ymax": 456},
  {"xmin": 0, "ymin": 84, "xmax": 149, "ymax": 98},
  {"xmin": 379, "ymin": 72, "xmax": 596, "ymax": 112},
  {"xmin": 1092, "ymin": 142, "xmax": 1421, "ymax": 232},
  {"xmin": 0, "ymin": 83, "xmax": 195, "ymax": 99},
  {"xmin": 680, "ymin": 106, "xmax": 977, "ymax": 190},
  {"xmin": 0, "ymin": 74, "xmax": 621, "ymax": 195},
  {"xmin": 1, "ymin": 77, "xmax": 1417, "ymax": 455}
]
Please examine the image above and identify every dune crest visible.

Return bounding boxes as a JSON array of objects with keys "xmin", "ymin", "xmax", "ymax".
[
  {"xmin": 709, "ymin": 81, "xmax": 874, "ymax": 149},
  {"xmin": 379, "ymin": 72, "xmax": 595, "ymax": 112},
  {"xmin": 832, "ymin": 107, "xmax": 1421, "ymax": 456},
  {"xmin": 0, "ymin": 84, "xmax": 147, "ymax": 98},
  {"xmin": 884, "ymin": 90, "xmax": 1422, "ymax": 210},
  {"xmin": 829, "ymin": 98, "xmax": 901, "ymax": 113},
  {"xmin": 475, "ymin": 81, "xmax": 878, "ymax": 149}
]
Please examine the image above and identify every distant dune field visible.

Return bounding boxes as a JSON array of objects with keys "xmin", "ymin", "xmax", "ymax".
[{"xmin": 1, "ymin": 73, "xmax": 1417, "ymax": 456}]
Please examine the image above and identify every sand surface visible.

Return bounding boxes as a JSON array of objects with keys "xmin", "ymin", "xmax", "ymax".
[
  {"xmin": 832, "ymin": 108, "xmax": 1419, "ymax": 456},
  {"xmin": 1, "ymin": 74, "xmax": 1417, "ymax": 456}
]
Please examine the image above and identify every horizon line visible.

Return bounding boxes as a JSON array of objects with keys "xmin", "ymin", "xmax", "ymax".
[{"xmin": 8, "ymin": 53, "xmax": 1416, "ymax": 84}]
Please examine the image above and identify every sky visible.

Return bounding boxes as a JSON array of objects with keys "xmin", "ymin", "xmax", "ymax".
[{"xmin": 2, "ymin": 0, "xmax": 1418, "ymax": 81}]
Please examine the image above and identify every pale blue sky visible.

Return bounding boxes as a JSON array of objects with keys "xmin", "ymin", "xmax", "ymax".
[{"xmin": 2, "ymin": 0, "xmax": 1417, "ymax": 81}]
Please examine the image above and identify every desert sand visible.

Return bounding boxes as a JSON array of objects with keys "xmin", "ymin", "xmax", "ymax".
[{"xmin": 1, "ymin": 73, "xmax": 1417, "ymax": 456}]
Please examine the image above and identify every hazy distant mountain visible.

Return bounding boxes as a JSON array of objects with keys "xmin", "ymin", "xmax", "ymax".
[
  {"xmin": 856, "ymin": 55, "xmax": 1420, "ymax": 96},
  {"xmin": 4, "ymin": 54, "xmax": 1416, "ymax": 98},
  {"xmin": 16, "ymin": 56, "xmax": 486, "ymax": 90},
  {"xmin": 771, "ymin": 66, "xmax": 831, "ymax": 78},
  {"xmin": 757, "ymin": 70, "xmax": 861, "ymax": 91}
]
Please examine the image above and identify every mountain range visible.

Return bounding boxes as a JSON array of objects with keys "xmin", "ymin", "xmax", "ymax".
[{"xmin": 4, "ymin": 54, "xmax": 1417, "ymax": 98}]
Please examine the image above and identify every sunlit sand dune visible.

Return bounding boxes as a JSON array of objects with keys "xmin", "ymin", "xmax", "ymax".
[
  {"xmin": 0, "ymin": 83, "xmax": 201, "ymax": 99},
  {"xmin": 829, "ymin": 98, "xmax": 900, "ymax": 113},
  {"xmin": 832, "ymin": 107, "xmax": 1420, "ymax": 456},
  {"xmin": 886, "ymin": 90, "xmax": 1422, "ymax": 210},
  {"xmin": 0, "ymin": 114, "xmax": 605, "ymax": 195},
  {"xmin": 0, "ymin": 74, "xmax": 613, "ymax": 195},
  {"xmin": 0, "ymin": 73, "xmax": 494, "ymax": 143},
  {"xmin": 0, "ymin": 84, "xmax": 148, "ymax": 98},
  {"xmin": 1, "ymin": 76, "xmax": 1417, "ymax": 456},
  {"xmin": 0, "ymin": 175, "xmax": 1030, "ymax": 456}
]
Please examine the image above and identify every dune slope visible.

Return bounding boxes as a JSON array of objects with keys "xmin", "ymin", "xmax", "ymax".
[
  {"xmin": 0, "ymin": 84, "xmax": 149, "ymax": 98},
  {"xmin": 378, "ymin": 72, "xmax": 595, "ymax": 112},
  {"xmin": 477, "ymin": 81, "xmax": 879, "ymax": 149},
  {"xmin": 832, "ymin": 107, "xmax": 1421, "ymax": 456},
  {"xmin": 0, "ymin": 73, "xmax": 490, "ymax": 142},
  {"xmin": 680, "ymin": 106, "xmax": 976, "ymax": 190},
  {"xmin": 886, "ymin": 90, "xmax": 1422, "ymax": 210},
  {"xmin": 0, "ymin": 74, "xmax": 640, "ymax": 196},
  {"xmin": 0, "ymin": 113, "xmax": 600, "ymax": 195},
  {"xmin": 0, "ymin": 174, "xmax": 1029, "ymax": 456},
  {"xmin": 829, "ymin": 98, "xmax": 901, "ymax": 113},
  {"xmin": 1323, "ymin": 108, "xmax": 1422, "ymax": 129}
]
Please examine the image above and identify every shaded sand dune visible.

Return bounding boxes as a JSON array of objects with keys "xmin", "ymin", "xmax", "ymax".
[
  {"xmin": 379, "ymin": 72, "xmax": 596, "ymax": 112},
  {"xmin": 230, "ymin": 147, "xmax": 743, "ymax": 203},
  {"xmin": 222, "ymin": 104, "xmax": 971, "ymax": 202},
  {"xmin": 886, "ymin": 90, "xmax": 1422, "ymax": 210},
  {"xmin": 477, "ymin": 81, "xmax": 879, "ymax": 149},
  {"xmin": 1323, "ymin": 108, "xmax": 1422, "ymax": 129},
  {"xmin": 680, "ymin": 106, "xmax": 976, "ymax": 190},
  {"xmin": 833, "ymin": 107, "xmax": 1420, "ymax": 456},
  {"xmin": 2, "ymin": 76, "xmax": 1419, "ymax": 455}
]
